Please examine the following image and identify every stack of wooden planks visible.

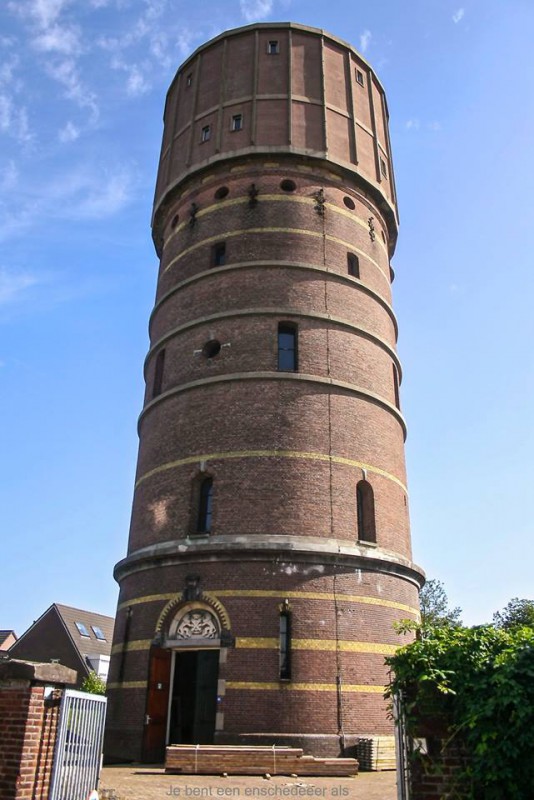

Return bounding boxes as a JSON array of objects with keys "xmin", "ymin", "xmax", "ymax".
[
  {"xmin": 165, "ymin": 745, "xmax": 358, "ymax": 776},
  {"xmin": 354, "ymin": 736, "xmax": 396, "ymax": 771}
]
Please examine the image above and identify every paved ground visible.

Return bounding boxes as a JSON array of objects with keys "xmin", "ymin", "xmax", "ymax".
[{"xmin": 99, "ymin": 766, "xmax": 398, "ymax": 800}]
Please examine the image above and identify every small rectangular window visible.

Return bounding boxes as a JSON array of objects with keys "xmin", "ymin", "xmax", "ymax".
[
  {"xmin": 279, "ymin": 609, "xmax": 291, "ymax": 680},
  {"xmin": 153, "ymin": 349, "xmax": 165, "ymax": 398},
  {"xmin": 201, "ymin": 125, "xmax": 211, "ymax": 143},
  {"xmin": 75, "ymin": 622, "xmax": 90, "ymax": 637},
  {"xmin": 380, "ymin": 157, "xmax": 388, "ymax": 178},
  {"xmin": 186, "ymin": 73, "xmax": 192, "ymax": 87},
  {"xmin": 268, "ymin": 40, "xmax": 279, "ymax": 55},
  {"xmin": 91, "ymin": 626, "xmax": 106, "ymax": 641},
  {"xmin": 347, "ymin": 253, "xmax": 359, "ymax": 278},
  {"xmin": 231, "ymin": 114, "xmax": 243, "ymax": 132},
  {"xmin": 356, "ymin": 69, "xmax": 364, "ymax": 86},
  {"xmin": 393, "ymin": 364, "xmax": 400, "ymax": 410},
  {"xmin": 278, "ymin": 322, "xmax": 298, "ymax": 372},
  {"xmin": 212, "ymin": 242, "xmax": 226, "ymax": 267}
]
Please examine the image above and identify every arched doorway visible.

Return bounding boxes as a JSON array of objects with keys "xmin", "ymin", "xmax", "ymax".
[{"xmin": 142, "ymin": 601, "xmax": 226, "ymax": 762}]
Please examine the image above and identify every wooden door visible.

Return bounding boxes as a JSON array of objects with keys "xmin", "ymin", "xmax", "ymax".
[{"xmin": 142, "ymin": 647, "xmax": 172, "ymax": 763}]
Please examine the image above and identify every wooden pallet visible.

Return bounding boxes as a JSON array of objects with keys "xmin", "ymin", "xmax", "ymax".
[
  {"xmin": 354, "ymin": 736, "xmax": 396, "ymax": 771},
  {"xmin": 165, "ymin": 745, "xmax": 358, "ymax": 776}
]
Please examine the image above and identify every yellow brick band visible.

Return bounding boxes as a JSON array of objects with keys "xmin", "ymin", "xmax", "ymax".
[
  {"xmin": 111, "ymin": 637, "xmax": 399, "ymax": 655},
  {"xmin": 236, "ymin": 638, "xmax": 398, "ymax": 654},
  {"xmin": 226, "ymin": 681, "xmax": 385, "ymax": 693},
  {"xmin": 119, "ymin": 590, "xmax": 418, "ymax": 617},
  {"xmin": 164, "ymin": 194, "xmax": 388, "ymax": 258},
  {"xmin": 107, "ymin": 681, "xmax": 147, "ymax": 690},
  {"xmin": 111, "ymin": 639, "xmax": 152, "ymax": 655},
  {"xmin": 135, "ymin": 449, "xmax": 407, "ymax": 492}
]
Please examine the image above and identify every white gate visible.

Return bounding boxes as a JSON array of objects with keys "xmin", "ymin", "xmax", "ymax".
[{"xmin": 49, "ymin": 689, "xmax": 107, "ymax": 800}]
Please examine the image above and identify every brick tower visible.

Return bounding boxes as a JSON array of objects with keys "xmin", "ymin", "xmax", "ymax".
[{"xmin": 105, "ymin": 22, "xmax": 424, "ymax": 763}]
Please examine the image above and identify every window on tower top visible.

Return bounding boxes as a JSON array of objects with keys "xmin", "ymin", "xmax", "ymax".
[
  {"xmin": 201, "ymin": 125, "xmax": 211, "ymax": 143},
  {"xmin": 212, "ymin": 242, "xmax": 226, "ymax": 267},
  {"xmin": 356, "ymin": 69, "xmax": 365, "ymax": 87},
  {"xmin": 231, "ymin": 114, "xmax": 243, "ymax": 132},
  {"xmin": 268, "ymin": 40, "xmax": 280, "ymax": 54},
  {"xmin": 347, "ymin": 252, "xmax": 360, "ymax": 278}
]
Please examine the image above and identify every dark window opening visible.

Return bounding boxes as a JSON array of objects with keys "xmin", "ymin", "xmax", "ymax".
[
  {"xmin": 214, "ymin": 186, "xmax": 229, "ymax": 200},
  {"xmin": 212, "ymin": 242, "xmax": 226, "ymax": 267},
  {"xmin": 280, "ymin": 179, "xmax": 296, "ymax": 192},
  {"xmin": 393, "ymin": 364, "xmax": 400, "ymax": 409},
  {"xmin": 279, "ymin": 608, "xmax": 291, "ymax": 680},
  {"xmin": 278, "ymin": 323, "xmax": 297, "ymax": 371},
  {"xmin": 343, "ymin": 196, "xmax": 356, "ymax": 210},
  {"xmin": 268, "ymin": 40, "xmax": 279, "ymax": 54},
  {"xmin": 357, "ymin": 480, "xmax": 376, "ymax": 543},
  {"xmin": 356, "ymin": 69, "xmax": 364, "ymax": 86},
  {"xmin": 186, "ymin": 73, "xmax": 192, "ymax": 87},
  {"xmin": 201, "ymin": 125, "xmax": 211, "ymax": 142},
  {"xmin": 153, "ymin": 348, "xmax": 165, "ymax": 398},
  {"xmin": 347, "ymin": 252, "xmax": 360, "ymax": 278},
  {"xmin": 380, "ymin": 157, "xmax": 388, "ymax": 178},
  {"xmin": 197, "ymin": 477, "xmax": 213, "ymax": 533},
  {"xmin": 171, "ymin": 214, "xmax": 179, "ymax": 229},
  {"xmin": 231, "ymin": 114, "xmax": 243, "ymax": 131},
  {"xmin": 202, "ymin": 339, "xmax": 221, "ymax": 359}
]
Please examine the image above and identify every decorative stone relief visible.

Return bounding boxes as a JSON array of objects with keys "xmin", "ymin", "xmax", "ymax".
[{"xmin": 176, "ymin": 610, "xmax": 219, "ymax": 639}]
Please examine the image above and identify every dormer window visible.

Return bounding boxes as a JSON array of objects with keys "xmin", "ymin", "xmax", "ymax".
[
  {"xmin": 75, "ymin": 621, "xmax": 90, "ymax": 637},
  {"xmin": 91, "ymin": 626, "xmax": 106, "ymax": 641}
]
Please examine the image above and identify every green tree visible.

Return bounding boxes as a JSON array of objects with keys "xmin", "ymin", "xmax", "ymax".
[
  {"xmin": 80, "ymin": 671, "xmax": 106, "ymax": 695},
  {"xmin": 493, "ymin": 597, "xmax": 534, "ymax": 629},
  {"xmin": 419, "ymin": 578, "xmax": 462, "ymax": 628}
]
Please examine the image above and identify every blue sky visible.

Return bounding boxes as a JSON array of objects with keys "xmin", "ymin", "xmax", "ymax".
[{"xmin": 2, "ymin": 0, "xmax": 533, "ymax": 636}]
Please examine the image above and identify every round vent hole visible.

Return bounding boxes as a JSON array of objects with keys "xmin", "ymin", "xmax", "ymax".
[
  {"xmin": 343, "ymin": 196, "xmax": 355, "ymax": 210},
  {"xmin": 202, "ymin": 340, "xmax": 221, "ymax": 359},
  {"xmin": 214, "ymin": 186, "xmax": 229, "ymax": 200},
  {"xmin": 280, "ymin": 179, "xmax": 296, "ymax": 192}
]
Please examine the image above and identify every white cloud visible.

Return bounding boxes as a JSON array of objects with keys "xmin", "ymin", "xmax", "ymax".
[
  {"xmin": 427, "ymin": 121, "xmax": 442, "ymax": 131},
  {"xmin": 0, "ymin": 267, "xmax": 39, "ymax": 306},
  {"xmin": 0, "ymin": 160, "xmax": 18, "ymax": 190},
  {"xmin": 58, "ymin": 120, "xmax": 79, "ymax": 142},
  {"xmin": 452, "ymin": 8, "xmax": 465, "ymax": 24},
  {"xmin": 0, "ymin": 55, "xmax": 20, "ymax": 86},
  {"xmin": 0, "ymin": 94, "xmax": 33, "ymax": 143},
  {"xmin": 405, "ymin": 119, "xmax": 420, "ymax": 131},
  {"xmin": 360, "ymin": 29, "xmax": 372, "ymax": 54},
  {"xmin": 240, "ymin": 0, "xmax": 273, "ymax": 22},
  {"xmin": 45, "ymin": 59, "xmax": 99, "ymax": 122},
  {"xmin": 126, "ymin": 65, "xmax": 151, "ymax": 96},
  {"xmin": 33, "ymin": 23, "xmax": 82, "ymax": 55}
]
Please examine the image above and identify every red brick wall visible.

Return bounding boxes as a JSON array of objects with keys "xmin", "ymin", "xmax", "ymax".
[{"xmin": 0, "ymin": 681, "xmax": 61, "ymax": 800}]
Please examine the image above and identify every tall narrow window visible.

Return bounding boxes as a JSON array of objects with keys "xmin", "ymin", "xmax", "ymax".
[
  {"xmin": 347, "ymin": 252, "xmax": 360, "ymax": 278},
  {"xmin": 268, "ymin": 40, "xmax": 279, "ymax": 54},
  {"xmin": 197, "ymin": 477, "xmax": 213, "ymax": 533},
  {"xmin": 393, "ymin": 364, "xmax": 400, "ymax": 409},
  {"xmin": 279, "ymin": 603, "xmax": 291, "ymax": 680},
  {"xmin": 356, "ymin": 69, "xmax": 365, "ymax": 87},
  {"xmin": 201, "ymin": 125, "xmax": 211, "ymax": 143},
  {"xmin": 356, "ymin": 480, "xmax": 376, "ymax": 543},
  {"xmin": 153, "ymin": 348, "xmax": 165, "ymax": 398},
  {"xmin": 212, "ymin": 242, "xmax": 226, "ymax": 267},
  {"xmin": 278, "ymin": 323, "xmax": 297, "ymax": 371},
  {"xmin": 380, "ymin": 157, "xmax": 388, "ymax": 179}
]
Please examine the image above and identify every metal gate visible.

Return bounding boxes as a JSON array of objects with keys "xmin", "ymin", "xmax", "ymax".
[
  {"xmin": 49, "ymin": 689, "xmax": 107, "ymax": 800},
  {"xmin": 394, "ymin": 691, "xmax": 411, "ymax": 800}
]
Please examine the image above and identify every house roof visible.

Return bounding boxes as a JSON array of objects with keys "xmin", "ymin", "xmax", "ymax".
[
  {"xmin": 0, "ymin": 630, "xmax": 17, "ymax": 648},
  {"xmin": 54, "ymin": 604, "xmax": 114, "ymax": 661}
]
